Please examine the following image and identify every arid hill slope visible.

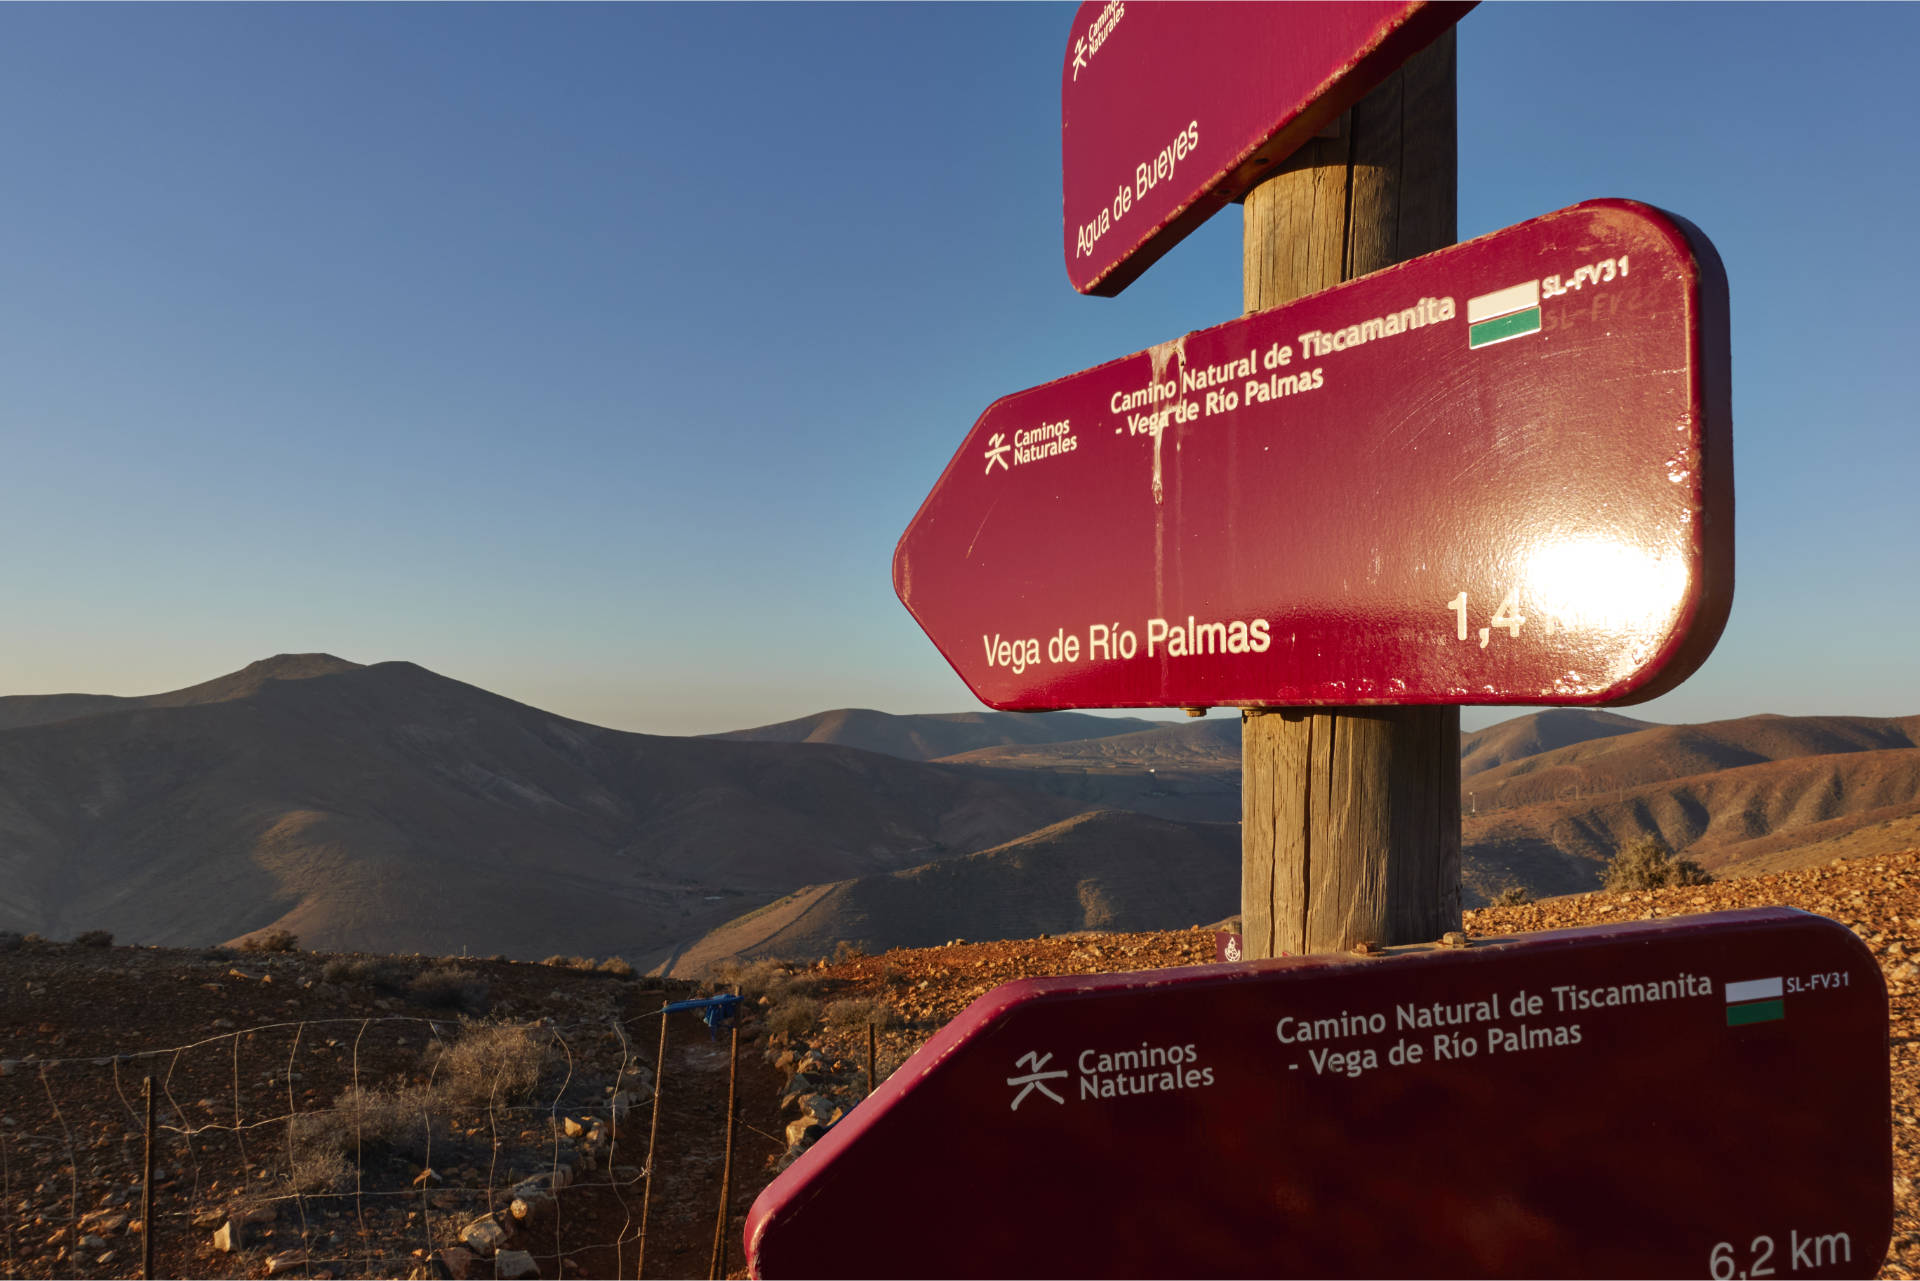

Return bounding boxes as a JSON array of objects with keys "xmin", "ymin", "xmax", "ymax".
[
  {"xmin": 667, "ymin": 810, "xmax": 1239, "ymax": 974},
  {"xmin": 0, "ymin": 656, "xmax": 1090, "ymax": 960},
  {"xmin": 933, "ymin": 719, "xmax": 1242, "ymax": 824},
  {"xmin": 1457, "ymin": 707, "xmax": 1650, "ymax": 774},
  {"xmin": 1459, "ymin": 712, "xmax": 1920, "ymax": 902},
  {"xmin": 704, "ymin": 707, "xmax": 1159, "ymax": 760}
]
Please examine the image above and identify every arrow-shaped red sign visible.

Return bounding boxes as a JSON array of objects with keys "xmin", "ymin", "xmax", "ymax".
[{"xmin": 896, "ymin": 200, "xmax": 1732, "ymax": 712}]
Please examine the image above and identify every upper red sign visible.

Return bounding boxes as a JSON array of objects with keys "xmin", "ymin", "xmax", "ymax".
[
  {"xmin": 1063, "ymin": 1, "xmax": 1474, "ymax": 295},
  {"xmin": 895, "ymin": 200, "xmax": 1733, "ymax": 711},
  {"xmin": 746, "ymin": 909, "xmax": 1889, "ymax": 1279}
]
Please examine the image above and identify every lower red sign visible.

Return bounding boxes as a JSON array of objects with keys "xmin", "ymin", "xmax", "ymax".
[
  {"xmin": 894, "ymin": 199, "xmax": 1734, "ymax": 711},
  {"xmin": 746, "ymin": 909, "xmax": 1889, "ymax": 1278}
]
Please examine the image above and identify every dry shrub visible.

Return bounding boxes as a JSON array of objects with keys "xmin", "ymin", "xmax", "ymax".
[
  {"xmin": 596, "ymin": 956, "xmax": 636, "ymax": 977},
  {"xmin": 237, "ymin": 928, "xmax": 300, "ymax": 953},
  {"xmin": 287, "ymin": 1085, "xmax": 442, "ymax": 1193},
  {"xmin": 822, "ymin": 997, "xmax": 899, "ymax": 1036},
  {"xmin": 407, "ymin": 966, "xmax": 490, "ymax": 1014},
  {"xmin": 432, "ymin": 1021, "xmax": 550, "ymax": 1107},
  {"xmin": 831, "ymin": 940, "xmax": 868, "ymax": 964},
  {"xmin": 1603, "ymin": 839, "xmax": 1713, "ymax": 893},
  {"xmin": 1491, "ymin": 885, "xmax": 1534, "ymax": 908},
  {"xmin": 765, "ymin": 995, "xmax": 821, "ymax": 1040},
  {"xmin": 320, "ymin": 957, "xmax": 410, "ymax": 993},
  {"xmin": 73, "ymin": 929, "xmax": 114, "ymax": 948},
  {"xmin": 709, "ymin": 957, "xmax": 809, "ymax": 1003}
]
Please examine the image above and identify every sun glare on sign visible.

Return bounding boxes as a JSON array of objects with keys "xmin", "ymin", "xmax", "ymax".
[{"xmin": 1521, "ymin": 536, "xmax": 1689, "ymax": 638}]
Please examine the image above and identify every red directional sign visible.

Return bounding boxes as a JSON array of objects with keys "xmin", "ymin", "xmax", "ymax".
[
  {"xmin": 746, "ymin": 909, "xmax": 1889, "ymax": 1279},
  {"xmin": 1063, "ymin": 1, "xmax": 1474, "ymax": 296},
  {"xmin": 894, "ymin": 200, "xmax": 1733, "ymax": 711}
]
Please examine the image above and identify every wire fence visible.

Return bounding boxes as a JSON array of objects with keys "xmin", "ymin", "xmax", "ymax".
[{"xmin": 0, "ymin": 1007, "xmax": 760, "ymax": 1281}]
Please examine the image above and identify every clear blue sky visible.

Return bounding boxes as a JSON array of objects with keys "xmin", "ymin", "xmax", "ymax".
[{"xmin": 1, "ymin": 3, "xmax": 1913, "ymax": 736}]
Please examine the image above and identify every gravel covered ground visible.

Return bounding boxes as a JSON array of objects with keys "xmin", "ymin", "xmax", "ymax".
[
  {"xmin": 6, "ymin": 847, "xmax": 1918, "ymax": 1278},
  {"xmin": 798, "ymin": 848, "xmax": 1920, "ymax": 1280}
]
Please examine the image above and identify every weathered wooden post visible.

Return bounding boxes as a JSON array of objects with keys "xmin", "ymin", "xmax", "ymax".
[{"xmin": 1239, "ymin": 32, "xmax": 1461, "ymax": 956}]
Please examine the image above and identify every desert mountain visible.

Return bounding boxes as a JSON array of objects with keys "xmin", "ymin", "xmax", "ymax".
[
  {"xmin": 667, "ymin": 810, "xmax": 1239, "ymax": 974},
  {"xmin": 1458, "ymin": 707, "xmax": 1650, "ymax": 775},
  {"xmin": 704, "ymin": 707, "xmax": 1159, "ymax": 761},
  {"xmin": 931, "ymin": 719, "xmax": 1242, "ymax": 824},
  {"xmin": 0, "ymin": 656, "xmax": 1093, "ymax": 960},
  {"xmin": 1461, "ymin": 713, "xmax": 1920, "ymax": 902}
]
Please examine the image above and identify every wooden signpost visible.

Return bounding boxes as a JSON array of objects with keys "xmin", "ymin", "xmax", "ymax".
[
  {"xmin": 749, "ymin": 4, "xmax": 1854, "ymax": 1276},
  {"xmin": 746, "ymin": 910, "xmax": 1891, "ymax": 1277}
]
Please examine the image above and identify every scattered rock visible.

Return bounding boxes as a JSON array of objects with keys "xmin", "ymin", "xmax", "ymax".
[
  {"xmin": 493, "ymin": 1248, "xmax": 539, "ymax": 1279},
  {"xmin": 461, "ymin": 1214, "xmax": 509, "ymax": 1256},
  {"xmin": 266, "ymin": 1250, "xmax": 309, "ymax": 1276},
  {"xmin": 562, "ymin": 1116, "xmax": 585, "ymax": 1138},
  {"xmin": 78, "ymin": 1233, "xmax": 107, "ymax": 1250},
  {"xmin": 212, "ymin": 1223, "xmax": 238, "ymax": 1253},
  {"xmin": 434, "ymin": 1246, "xmax": 477, "ymax": 1280},
  {"xmin": 784, "ymin": 1117, "xmax": 826, "ymax": 1151},
  {"xmin": 412, "ymin": 1167, "xmax": 443, "ymax": 1188},
  {"xmin": 509, "ymin": 1189, "xmax": 552, "ymax": 1223}
]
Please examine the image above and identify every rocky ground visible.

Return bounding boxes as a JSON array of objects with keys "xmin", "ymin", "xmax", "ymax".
[
  {"xmin": 6, "ymin": 847, "xmax": 1920, "ymax": 1278},
  {"xmin": 0, "ymin": 947, "xmax": 784, "ymax": 1280},
  {"xmin": 779, "ymin": 848, "xmax": 1920, "ymax": 1280}
]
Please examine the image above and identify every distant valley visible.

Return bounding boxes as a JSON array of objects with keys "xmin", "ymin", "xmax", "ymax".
[{"xmin": 2, "ymin": 655, "xmax": 1916, "ymax": 971}]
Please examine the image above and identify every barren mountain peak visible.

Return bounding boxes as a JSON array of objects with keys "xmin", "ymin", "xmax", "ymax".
[{"xmin": 144, "ymin": 652, "xmax": 367, "ymax": 707}]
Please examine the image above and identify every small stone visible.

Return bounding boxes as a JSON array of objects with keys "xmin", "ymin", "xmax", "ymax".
[
  {"xmin": 784, "ymin": 1117, "xmax": 826, "ymax": 1150},
  {"xmin": 461, "ymin": 1214, "xmax": 509, "ymax": 1256},
  {"xmin": 266, "ymin": 1250, "xmax": 309, "ymax": 1276},
  {"xmin": 78, "ymin": 1234, "xmax": 107, "ymax": 1250},
  {"xmin": 493, "ymin": 1248, "xmax": 539, "ymax": 1279},
  {"xmin": 212, "ymin": 1223, "xmax": 238, "ymax": 1252},
  {"xmin": 1441, "ymin": 931, "xmax": 1469, "ymax": 948},
  {"xmin": 96, "ymin": 1252, "xmax": 115, "ymax": 1266},
  {"xmin": 434, "ymin": 1247, "xmax": 477, "ymax": 1280},
  {"xmin": 562, "ymin": 1117, "xmax": 585, "ymax": 1139},
  {"xmin": 412, "ymin": 1168, "xmax": 443, "ymax": 1188},
  {"xmin": 85, "ymin": 1212, "xmax": 128, "ymax": 1234},
  {"xmin": 509, "ymin": 1190, "xmax": 552, "ymax": 1223}
]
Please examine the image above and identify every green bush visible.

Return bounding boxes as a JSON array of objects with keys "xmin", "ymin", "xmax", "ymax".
[{"xmin": 1603, "ymin": 838, "xmax": 1713, "ymax": 892}]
